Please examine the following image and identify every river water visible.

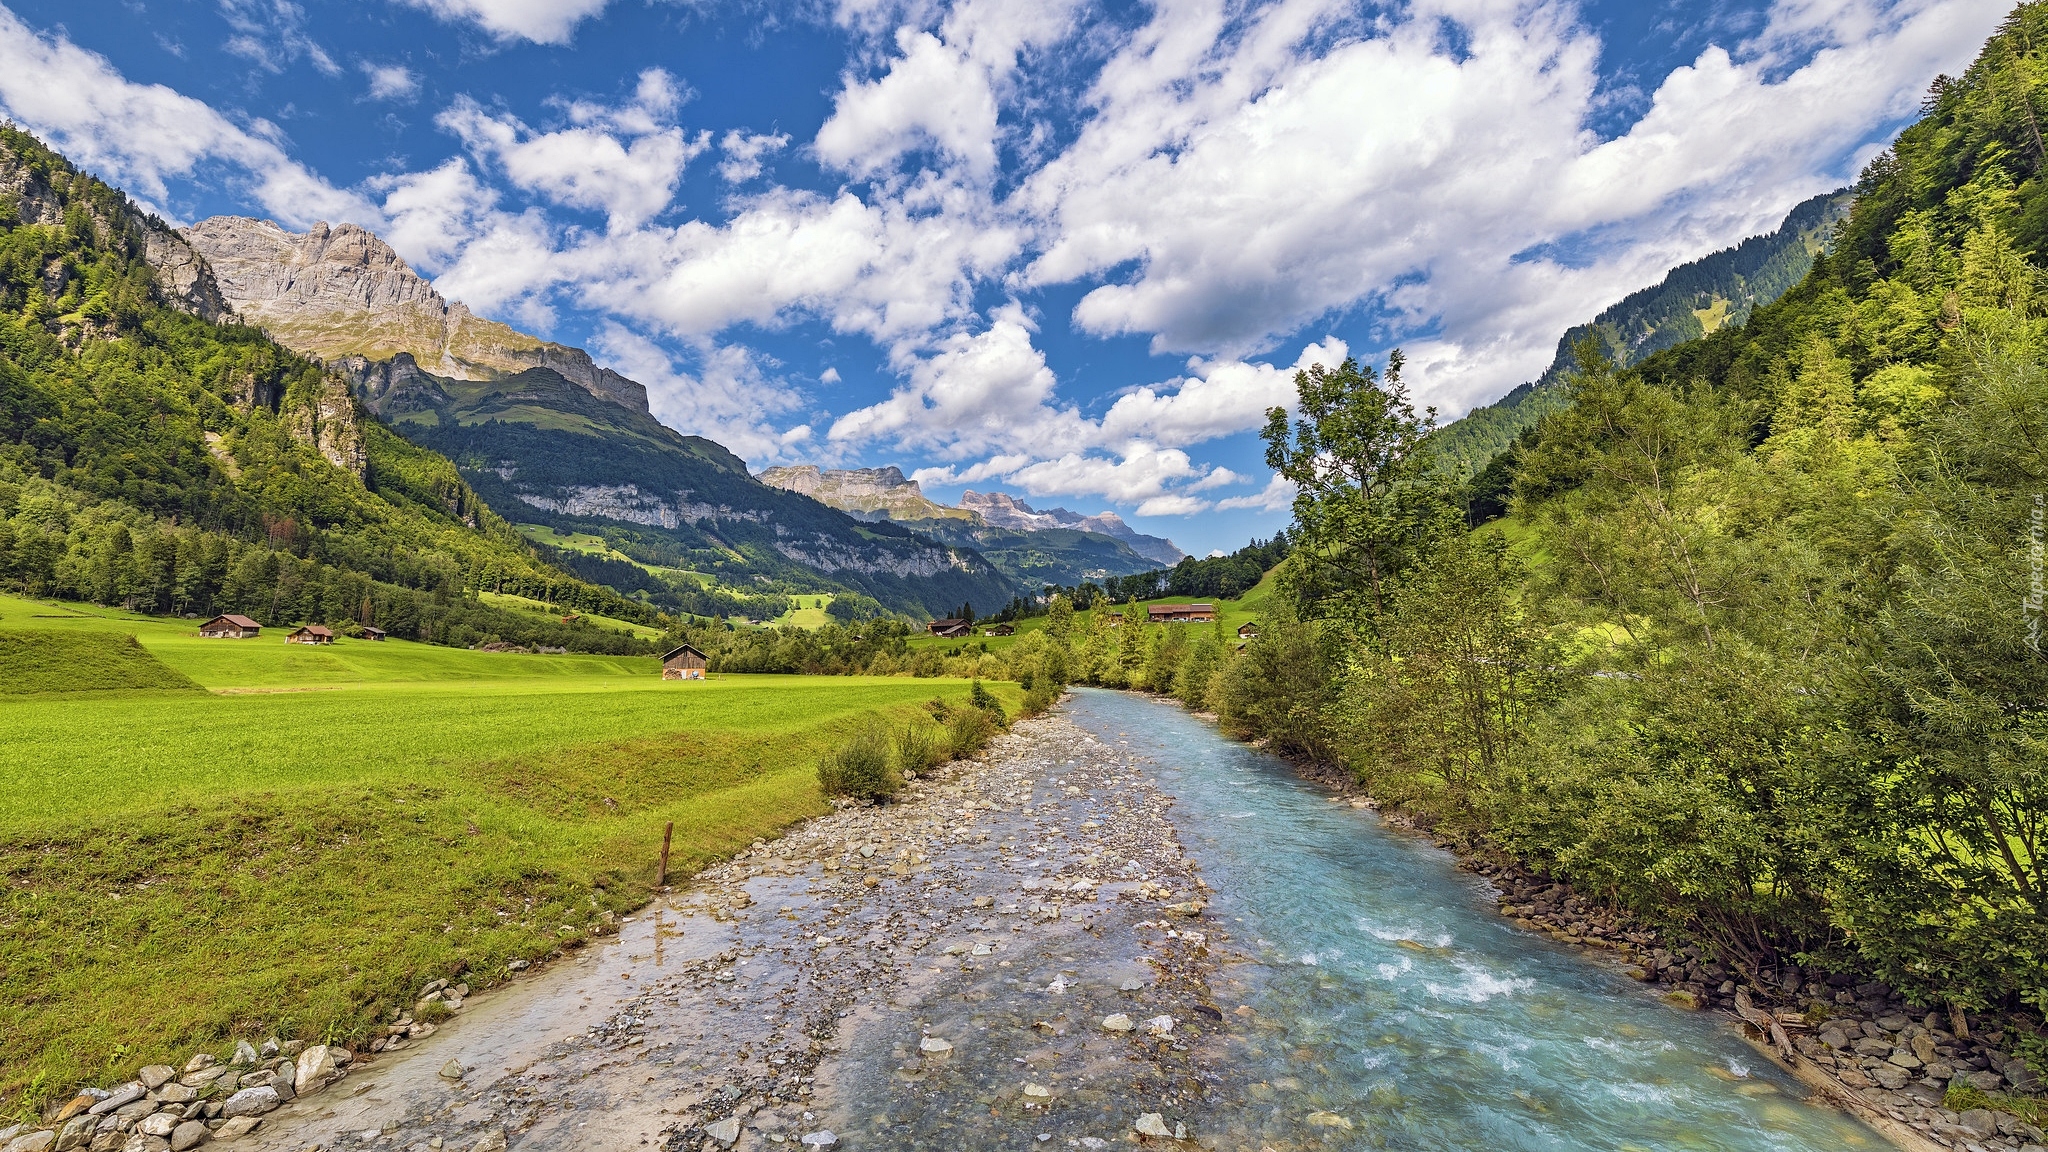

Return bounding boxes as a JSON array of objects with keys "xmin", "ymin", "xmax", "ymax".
[{"xmin": 1060, "ymin": 687, "xmax": 1880, "ymax": 1152}]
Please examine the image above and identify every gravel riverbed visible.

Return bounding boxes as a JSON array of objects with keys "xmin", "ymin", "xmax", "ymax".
[{"xmin": 222, "ymin": 711, "xmax": 1237, "ymax": 1152}]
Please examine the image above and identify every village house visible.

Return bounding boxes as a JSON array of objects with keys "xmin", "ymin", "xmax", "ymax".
[
  {"xmin": 983, "ymin": 623, "xmax": 1016, "ymax": 636},
  {"xmin": 361, "ymin": 626, "xmax": 387, "ymax": 641},
  {"xmin": 927, "ymin": 618, "xmax": 972, "ymax": 638},
  {"xmin": 1237, "ymin": 622, "xmax": 1260, "ymax": 639},
  {"xmin": 198, "ymin": 614, "xmax": 262, "ymax": 639},
  {"xmin": 1147, "ymin": 603, "xmax": 1217, "ymax": 624},
  {"xmin": 286, "ymin": 624, "xmax": 335, "ymax": 645},
  {"xmin": 662, "ymin": 643, "xmax": 708, "ymax": 680}
]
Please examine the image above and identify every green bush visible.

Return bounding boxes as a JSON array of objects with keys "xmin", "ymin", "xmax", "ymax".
[
  {"xmin": 968, "ymin": 679, "xmax": 1007, "ymax": 725},
  {"xmin": 944, "ymin": 705, "xmax": 998, "ymax": 758},
  {"xmin": 817, "ymin": 725, "xmax": 900, "ymax": 803},
  {"xmin": 894, "ymin": 723, "xmax": 945, "ymax": 776}
]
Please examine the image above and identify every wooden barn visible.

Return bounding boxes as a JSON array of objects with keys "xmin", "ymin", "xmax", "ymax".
[
  {"xmin": 198, "ymin": 614, "xmax": 262, "ymax": 639},
  {"xmin": 927, "ymin": 619, "xmax": 971, "ymax": 638},
  {"xmin": 1237, "ymin": 622, "xmax": 1260, "ymax": 639},
  {"xmin": 286, "ymin": 624, "xmax": 335, "ymax": 645},
  {"xmin": 983, "ymin": 623, "xmax": 1016, "ymax": 636},
  {"xmin": 361, "ymin": 626, "xmax": 388, "ymax": 641},
  {"xmin": 1148, "ymin": 603, "xmax": 1217, "ymax": 624},
  {"xmin": 662, "ymin": 643, "xmax": 708, "ymax": 680}
]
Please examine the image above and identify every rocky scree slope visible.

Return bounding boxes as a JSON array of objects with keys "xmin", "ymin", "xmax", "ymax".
[{"xmin": 182, "ymin": 219, "xmax": 1019, "ymax": 618}]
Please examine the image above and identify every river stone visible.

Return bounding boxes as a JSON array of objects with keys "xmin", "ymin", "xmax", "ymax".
[
  {"xmin": 1146, "ymin": 1016, "xmax": 1175, "ymax": 1035},
  {"xmin": 1132, "ymin": 1114, "xmax": 1174, "ymax": 1138},
  {"xmin": 153, "ymin": 1085, "xmax": 196, "ymax": 1107},
  {"xmin": 1967, "ymin": 1070, "xmax": 2006, "ymax": 1092},
  {"xmin": 1959, "ymin": 1109, "xmax": 2000, "ymax": 1139},
  {"xmin": 918, "ymin": 1037, "xmax": 953, "ymax": 1054},
  {"xmin": 1871, "ymin": 1065, "xmax": 1910, "ymax": 1091},
  {"xmin": 1118, "ymin": 978, "xmax": 1145, "ymax": 991},
  {"xmin": 440, "ymin": 1060, "xmax": 466, "ymax": 1081},
  {"xmin": 1887, "ymin": 1051, "xmax": 1922, "ymax": 1069},
  {"xmin": 4, "ymin": 1131, "xmax": 55, "ymax": 1152},
  {"xmin": 135, "ymin": 1068, "xmax": 175, "ymax": 1092},
  {"xmin": 1023, "ymin": 1084, "xmax": 1051, "ymax": 1098},
  {"xmin": 55, "ymin": 1116, "xmax": 95, "ymax": 1152},
  {"xmin": 210, "ymin": 1118, "xmax": 259, "ymax": 1143},
  {"xmin": 119, "ymin": 1135, "xmax": 169, "ymax": 1152},
  {"xmin": 90, "ymin": 1086, "xmax": 146, "ymax": 1117},
  {"xmin": 703, "ymin": 1118, "xmax": 742, "ymax": 1147},
  {"xmin": 293, "ymin": 1046, "xmax": 337, "ymax": 1094},
  {"xmin": 798, "ymin": 1132, "xmax": 837, "ymax": 1148},
  {"xmin": 52, "ymin": 1098, "xmax": 97, "ymax": 1127},
  {"xmin": 180, "ymin": 1056, "xmax": 214, "ymax": 1075},
  {"xmin": 167, "ymin": 1124, "xmax": 207, "ymax": 1152},
  {"xmin": 219, "ymin": 1088, "xmax": 279, "ymax": 1119},
  {"xmin": 230, "ymin": 1042, "xmax": 257, "ymax": 1068},
  {"xmin": 1100, "ymin": 1014, "xmax": 1135, "ymax": 1032},
  {"xmin": 469, "ymin": 1131, "xmax": 506, "ymax": 1152},
  {"xmin": 1305, "ymin": 1112, "xmax": 1353, "ymax": 1130},
  {"xmin": 135, "ymin": 1116, "xmax": 177, "ymax": 1140}
]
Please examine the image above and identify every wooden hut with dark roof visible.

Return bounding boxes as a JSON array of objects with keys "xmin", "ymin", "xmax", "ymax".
[
  {"xmin": 198, "ymin": 614, "xmax": 262, "ymax": 639},
  {"xmin": 662, "ymin": 644, "xmax": 708, "ymax": 680}
]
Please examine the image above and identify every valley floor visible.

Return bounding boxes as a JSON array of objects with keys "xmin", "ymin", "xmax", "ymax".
[
  {"xmin": 0, "ymin": 593, "xmax": 1011, "ymax": 1099},
  {"xmin": 217, "ymin": 712, "xmax": 1220, "ymax": 1152}
]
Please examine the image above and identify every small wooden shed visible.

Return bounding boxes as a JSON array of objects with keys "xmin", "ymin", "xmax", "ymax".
[
  {"xmin": 662, "ymin": 643, "xmax": 708, "ymax": 680},
  {"xmin": 983, "ymin": 623, "xmax": 1016, "ymax": 636},
  {"xmin": 361, "ymin": 626, "xmax": 388, "ymax": 641},
  {"xmin": 199, "ymin": 614, "xmax": 262, "ymax": 639},
  {"xmin": 286, "ymin": 624, "xmax": 335, "ymax": 645},
  {"xmin": 1237, "ymin": 622, "xmax": 1261, "ymax": 639},
  {"xmin": 928, "ymin": 619, "xmax": 971, "ymax": 638}
]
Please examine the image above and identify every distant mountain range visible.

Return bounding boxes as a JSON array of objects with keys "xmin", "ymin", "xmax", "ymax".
[
  {"xmin": 758, "ymin": 466, "xmax": 1184, "ymax": 586},
  {"xmin": 1433, "ymin": 188, "xmax": 1855, "ymax": 483},
  {"xmin": 184, "ymin": 217, "xmax": 1017, "ymax": 618}
]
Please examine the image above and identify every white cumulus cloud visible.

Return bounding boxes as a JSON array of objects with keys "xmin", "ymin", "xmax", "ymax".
[{"xmin": 394, "ymin": 0, "xmax": 612, "ymax": 45}]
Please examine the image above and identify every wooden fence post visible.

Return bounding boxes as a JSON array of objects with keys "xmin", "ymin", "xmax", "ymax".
[{"xmin": 658, "ymin": 821, "xmax": 674, "ymax": 886}]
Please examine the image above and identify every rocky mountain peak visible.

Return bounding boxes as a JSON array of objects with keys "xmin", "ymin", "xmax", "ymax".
[{"xmin": 183, "ymin": 216, "xmax": 649, "ymax": 414}]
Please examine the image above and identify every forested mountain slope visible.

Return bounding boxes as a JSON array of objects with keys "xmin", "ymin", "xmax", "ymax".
[
  {"xmin": 1437, "ymin": 188, "xmax": 1851, "ymax": 494},
  {"xmin": 185, "ymin": 219, "xmax": 1019, "ymax": 619},
  {"xmin": 1219, "ymin": 3, "xmax": 2048, "ymax": 1025},
  {"xmin": 0, "ymin": 126, "xmax": 660, "ymax": 649}
]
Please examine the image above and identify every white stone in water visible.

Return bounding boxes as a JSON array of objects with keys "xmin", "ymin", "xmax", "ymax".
[
  {"xmin": 1023, "ymin": 1084, "xmax": 1051, "ymax": 1098},
  {"xmin": 799, "ymin": 1133, "xmax": 836, "ymax": 1148},
  {"xmin": 470, "ymin": 1130, "xmax": 508, "ymax": 1152},
  {"xmin": 918, "ymin": 1037, "xmax": 954, "ymax": 1054},
  {"xmin": 1132, "ymin": 1114, "xmax": 1174, "ymax": 1138},
  {"xmin": 703, "ymin": 1118, "xmax": 742, "ymax": 1147},
  {"xmin": 1100, "ymin": 1014, "xmax": 1135, "ymax": 1032},
  {"xmin": 1146, "ymin": 1016, "xmax": 1175, "ymax": 1035}
]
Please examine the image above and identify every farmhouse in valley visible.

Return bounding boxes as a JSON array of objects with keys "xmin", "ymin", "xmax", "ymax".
[
  {"xmin": 983, "ymin": 623, "xmax": 1015, "ymax": 636},
  {"xmin": 1148, "ymin": 603, "xmax": 1217, "ymax": 623},
  {"xmin": 362, "ymin": 626, "xmax": 387, "ymax": 641},
  {"xmin": 286, "ymin": 624, "xmax": 335, "ymax": 645},
  {"xmin": 198, "ymin": 614, "xmax": 261, "ymax": 639},
  {"xmin": 928, "ymin": 618, "xmax": 971, "ymax": 638},
  {"xmin": 1237, "ymin": 622, "xmax": 1260, "ymax": 639},
  {"xmin": 662, "ymin": 643, "xmax": 708, "ymax": 680}
]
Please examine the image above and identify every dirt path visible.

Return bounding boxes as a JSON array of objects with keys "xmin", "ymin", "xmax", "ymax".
[{"xmin": 237, "ymin": 712, "xmax": 1231, "ymax": 1152}]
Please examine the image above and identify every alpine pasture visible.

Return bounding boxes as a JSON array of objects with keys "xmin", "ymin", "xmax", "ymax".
[{"xmin": 0, "ymin": 592, "xmax": 1007, "ymax": 1098}]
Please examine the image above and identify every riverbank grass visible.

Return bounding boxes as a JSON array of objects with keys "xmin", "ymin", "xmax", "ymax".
[{"xmin": 0, "ymin": 595, "xmax": 1014, "ymax": 1111}]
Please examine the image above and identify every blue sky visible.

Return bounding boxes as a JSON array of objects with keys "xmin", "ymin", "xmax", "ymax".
[{"xmin": 0, "ymin": 0, "xmax": 2006, "ymax": 556}]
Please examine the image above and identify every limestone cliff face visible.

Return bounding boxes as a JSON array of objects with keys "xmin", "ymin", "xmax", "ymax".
[
  {"xmin": 0, "ymin": 142, "xmax": 231, "ymax": 323},
  {"xmin": 284, "ymin": 375, "xmax": 369, "ymax": 479},
  {"xmin": 184, "ymin": 217, "xmax": 649, "ymax": 413},
  {"xmin": 958, "ymin": 491, "xmax": 1185, "ymax": 565},
  {"xmin": 757, "ymin": 465, "xmax": 974, "ymax": 522}
]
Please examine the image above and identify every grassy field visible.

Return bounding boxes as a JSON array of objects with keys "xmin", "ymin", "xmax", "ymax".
[
  {"xmin": 0, "ymin": 592, "xmax": 1012, "ymax": 1106},
  {"xmin": 771, "ymin": 592, "xmax": 839, "ymax": 629},
  {"xmin": 477, "ymin": 590, "xmax": 667, "ymax": 640}
]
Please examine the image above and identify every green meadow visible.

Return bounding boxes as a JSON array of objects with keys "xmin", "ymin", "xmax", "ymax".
[
  {"xmin": 0, "ymin": 592, "xmax": 1009, "ymax": 1104},
  {"xmin": 901, "ymin": 569, "xmax": 1282, "ymax": 653}
]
